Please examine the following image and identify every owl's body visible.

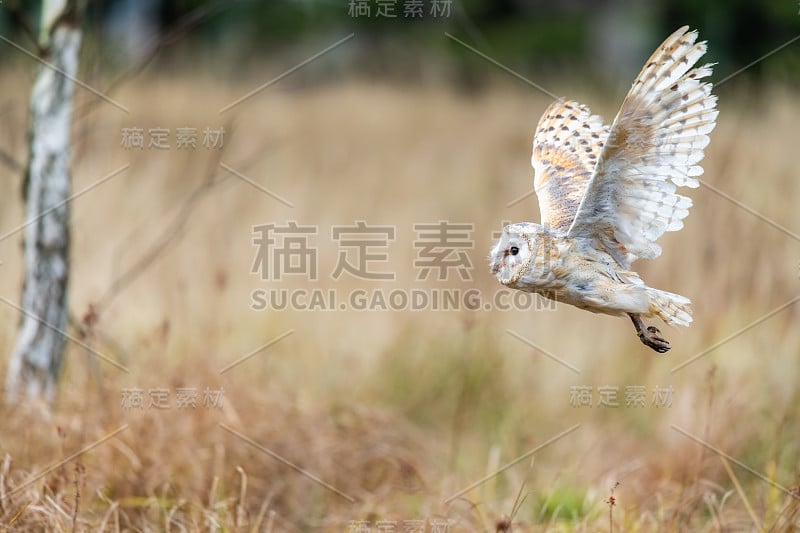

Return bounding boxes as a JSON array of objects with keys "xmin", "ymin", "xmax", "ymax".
[
  {"xmin": 489, "ymin": 27, "xmax": 717, "ymax": 352},
  {"xmin": 496, "ymin": 223, "xmax": 690, "ymax": 324}
]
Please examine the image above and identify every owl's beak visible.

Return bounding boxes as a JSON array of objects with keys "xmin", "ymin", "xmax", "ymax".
[{"xmin": 491, "ymin": 259, "xmax": 502, "ymax": 275}]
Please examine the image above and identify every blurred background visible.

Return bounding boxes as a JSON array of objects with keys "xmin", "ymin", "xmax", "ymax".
[
  {"xmin": 4, "ymin": 0, "xmax": 800, "ymax": 87},
  {"xmin": 0, "ymin": 0, "xmax": 798, "ymax": 531}
]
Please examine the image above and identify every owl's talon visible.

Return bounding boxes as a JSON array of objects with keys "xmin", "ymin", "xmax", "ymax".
[
  {"xmin": 639, "ymin": 326, "xmax": 670, "ymax": 353},
  {"xmin": 629, "ymin": 314, "xmax": 671, "ymax": 353}
]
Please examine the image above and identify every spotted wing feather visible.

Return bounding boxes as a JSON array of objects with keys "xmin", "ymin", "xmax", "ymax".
[
  {"xmin": 531, "ymin": 99, "xmax": 610, "ymax": 233},
  {"xmin": 567, "ymin": 26, "xmax": 718, "ymax": 266}
]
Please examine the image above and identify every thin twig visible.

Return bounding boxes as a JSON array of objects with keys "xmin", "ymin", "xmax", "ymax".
[
  {"xmin": 73, "ymin": 0, "xmax": 236, "ymax": 122},
  {"xmin": 0, "ymin": 146, "xmax": 24, "ymax": 173},
  {"xmin": 719, "ymin": 456, "xmax": 763, "ymax": 532},
  {"xmin": 92, "ymin": 140, "xmax": 230, "ymax": 316},
  {"xmin": 71, "ymin": 462, "xmax": 84, "ymax": 533},
  {"xmin": 606, "ymin": 482, "xmax": 620, "ymax": 533}
]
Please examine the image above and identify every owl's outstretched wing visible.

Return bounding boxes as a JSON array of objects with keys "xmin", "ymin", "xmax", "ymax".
[
  {"xmin": 567, "ymin": 26, "xmax": 718, "ymax": 267},
  {"xmin": 531, "ymin": 99, "xmax": 610, "ymax": 233}
]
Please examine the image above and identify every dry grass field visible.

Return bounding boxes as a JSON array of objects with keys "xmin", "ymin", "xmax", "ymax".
[{"xmin": 0, "ymin": 69, "xmax": 798, "ymax": 531}]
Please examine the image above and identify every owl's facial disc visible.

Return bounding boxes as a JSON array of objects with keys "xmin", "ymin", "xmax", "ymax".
[{"xmin": 489, "ymin": 227, "xmax": 531, "ymax": 285}]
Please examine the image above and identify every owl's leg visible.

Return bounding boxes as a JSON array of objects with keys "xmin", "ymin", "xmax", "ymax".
[{"xmin": 628, "ymin": 313, "xmax": 670, "ymax": 353}]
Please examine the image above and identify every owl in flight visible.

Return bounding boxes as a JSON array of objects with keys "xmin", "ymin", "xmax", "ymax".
[{"xmin": 490, "ymin": 27, "xmax": 717, "ymax": 352}]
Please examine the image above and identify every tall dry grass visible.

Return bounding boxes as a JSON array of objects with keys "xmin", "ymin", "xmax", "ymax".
[{"xmin": 0, "ymin": 71, "xmax": 798, "ymax": 531}]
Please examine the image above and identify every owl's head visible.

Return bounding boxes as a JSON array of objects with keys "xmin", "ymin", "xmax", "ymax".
[{"xmin": 489, "ymin": 224, "xmax": 534, "ymax": 285}]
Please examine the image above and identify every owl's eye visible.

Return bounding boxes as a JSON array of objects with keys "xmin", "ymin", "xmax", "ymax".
[{"xmin": 510, "ymin": 246, "xmax": 519, "ymax": 256}]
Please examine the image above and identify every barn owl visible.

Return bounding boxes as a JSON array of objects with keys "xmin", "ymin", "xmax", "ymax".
[{"xmin": 489, "ymin": 26, "xmax": 717, "ymax": 352}]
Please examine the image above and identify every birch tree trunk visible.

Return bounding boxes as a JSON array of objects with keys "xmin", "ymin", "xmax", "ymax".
[{"xmin": 5, "ymin": 0, "xmax": 82, "ymax": 401}]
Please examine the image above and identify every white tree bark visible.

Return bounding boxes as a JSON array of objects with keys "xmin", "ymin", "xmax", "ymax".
[{"xmin": 5, "ymin": 0, "xmax": 82, "ymax": 401}]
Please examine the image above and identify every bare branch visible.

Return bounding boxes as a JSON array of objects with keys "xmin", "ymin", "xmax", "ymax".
[
  {"xmin": 73, "ymin": 0, "xmax": 236, "ymax": 122},
  {"xmin": 91, "ymin": 123, "xmax": 270, "ymax": 317},
  {"xmin": 0, "ymin": 148, "xmax": 24, "ymax": 173}
]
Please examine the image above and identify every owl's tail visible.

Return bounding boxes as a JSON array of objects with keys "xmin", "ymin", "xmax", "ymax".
[{"xmin": 646, "ymin": 288, "xmax": 693, "ymax": 327}]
